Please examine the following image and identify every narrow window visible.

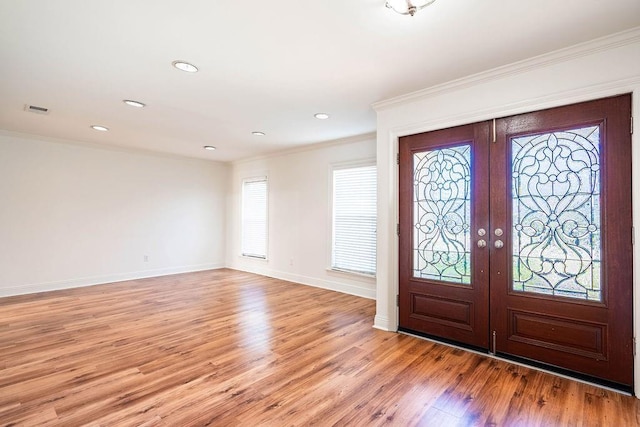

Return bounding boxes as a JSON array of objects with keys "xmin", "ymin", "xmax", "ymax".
[
  {"xmin": 332, "ymin": 164, "xmax": 377, "ymax": 275},
  {"xmin": 242, "ymin": 177, "xmax": 268, "ymax": 259}
]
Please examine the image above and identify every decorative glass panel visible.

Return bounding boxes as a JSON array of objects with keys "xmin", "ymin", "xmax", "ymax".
[
  {"xmin": 413, "ymin": 145, "xmax": 471, "ymax": 284},
  {"xmin": 512, "ymin": 126, "xmax": 601, "ymax": 301}
]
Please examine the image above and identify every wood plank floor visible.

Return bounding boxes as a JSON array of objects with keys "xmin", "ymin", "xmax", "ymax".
[{"xmin": 0, "ymin": 269, "xmax": 639, "ymax": 426}]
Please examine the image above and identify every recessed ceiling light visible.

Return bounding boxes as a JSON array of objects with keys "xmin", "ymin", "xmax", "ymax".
[
  {"xmin": 172, "ymin": 60, "xmax": 198, "ymax": 73},
  {"xmin": 314, "ymin": 113, "xmax": 330, "ymax": 120},
  {"xmin": 123, "ymin": 99, "xmax": 146, "ymax": 108},
  {"xmin": 252, "ymin": 131, "xmax": 266, "ymax": 136},
  {"xmin": 91, "ymin": 125, "xmax": 109, "ymax": 132},
  {"xmin": 203, "ymin": 145, "xmax": 216, "ymax": 151}
]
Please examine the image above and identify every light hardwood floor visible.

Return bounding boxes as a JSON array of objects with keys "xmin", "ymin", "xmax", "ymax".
[{"xmin": 1, "ymin": 269, "xmax": 639, "ymax": 426}]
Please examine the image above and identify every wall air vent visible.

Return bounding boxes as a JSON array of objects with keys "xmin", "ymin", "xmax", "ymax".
[{"xmin": 24, "ymin": 104, "xmax": 49, "ymax": 115}]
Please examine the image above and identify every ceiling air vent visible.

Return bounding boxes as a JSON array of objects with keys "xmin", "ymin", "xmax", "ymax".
[{"xmin": 24, "ymin": 104, "xmax": 49, "ymax": 115}]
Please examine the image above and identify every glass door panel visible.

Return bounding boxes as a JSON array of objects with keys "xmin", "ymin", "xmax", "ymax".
[
  {"xmin": 511, "ymin": 126, "xmax": 602, "ymax": 301},
  {"xmin": 413, "ymin": 145, "xmax": 472, "ymax": 284}
]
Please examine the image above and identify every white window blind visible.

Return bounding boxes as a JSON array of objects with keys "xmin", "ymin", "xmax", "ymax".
[
  {"xmin": 332, "ymin": 165, "xmax": 377, "ymax": 275},
  {"xmin": 242, "ymin": 177, "xmax": 268, "ymax": 258}
]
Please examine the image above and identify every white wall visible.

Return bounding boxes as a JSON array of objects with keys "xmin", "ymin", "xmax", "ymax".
[
  {"xmin": 0, "ymin": 131, "xmax": 228, "ymax": 296},
  {"xmin": 373, "ymin": 27, "xmax": 640, "ymax": 394},
  {"xmin": 226, "ymin": 134, "xmax": 377, "ymax": 299}
]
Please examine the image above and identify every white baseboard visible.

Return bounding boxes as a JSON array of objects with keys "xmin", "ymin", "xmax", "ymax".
[
  {"xmin": 373, "ymin": 315, "xmax": 393, "ymax": 331},
  {"xmin": 228, "ymin": 263, "xmax": 376, "ymax": 300},
  {"xmin": 0, "ymin": 263, "xmax": 225, "ymax": 298}
]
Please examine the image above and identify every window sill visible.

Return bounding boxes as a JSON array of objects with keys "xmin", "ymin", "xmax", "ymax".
[
  {"xmin": 326, "ymin": 267, "xmax": 376, "ymax": 281},
  {"xmin": 240, "ymin": 254, "xmax": 268, "ymax": 262}
]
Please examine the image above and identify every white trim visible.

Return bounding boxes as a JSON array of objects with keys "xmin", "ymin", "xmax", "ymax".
[
  {"xmin": 0, "ymin": 263, "xmax": 225, "ymax": 298},
  {"xmin": 330, "ymin": 157, "xmax": 377, "ymax": 170},
  {"xmin": 326, "ymin": 267, "xmax": 376, "ymax": 280},
  {"xmin": 631, "ymin": 87, "xmax": 640, "ymax": 397},
  {"xmin": 373, "ymin": 314, "xmax": 392, "ymax": 331},
  {"xmin": 242, "ymin": 175, "xmax": 268, "ymax": 184},
  {"xmin": 230, "ymin": 264, "xmax": 376, "ymax": 300},
  {"xmin": 232, "ymin": 132, "xmax": 377, "ymax": 165},
  {"xmin": 237, "ymin": 254, "xmax": 269, "ymax": 263},
  {"xmin": 0, "ymin": 129, "xmax": 226, "ymax": 165},
  {"xmin": 373, "ymin": 27, "xmax": 640, "ymax": 112},
  {"xmin": 386, "ymin": 76, "xmax": 640, "ymax": 140}
]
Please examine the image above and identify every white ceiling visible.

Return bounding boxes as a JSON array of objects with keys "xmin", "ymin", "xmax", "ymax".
[{"xmin": 1, "ymin": 1, "xmax": 639, "ymax": 162}]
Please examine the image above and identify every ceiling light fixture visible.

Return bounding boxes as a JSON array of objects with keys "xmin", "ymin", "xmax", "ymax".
[
  {"xmin": 314, "ymin": 113, "xmax": 330, "ymax": 120},
  {"xmin": 172, "ymin": 60, "xmax": 199, "ymax": 73},
  {"xmin": 385, "ymin": 0, "xmax": 436, "ymax": 16},
  {"xmin": 91, "ymin": 125, "xmax": 109, "ymax": 132},
  {"xmin": 203, "ymin": 145, "xmax": 216, "ymax": 151},
  {"xmin": 123, "ymin": 99, "xmax": 146, "ymax": 108},
  {"xmin": 252, "ymin": 131, "xmax": 266, "ymax": 136}
]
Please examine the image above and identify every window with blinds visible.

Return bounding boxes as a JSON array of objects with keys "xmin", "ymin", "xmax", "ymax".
[
  {"xmin": 332, "ymin": 164, "xmax": 377, "ymax": 276},
  {"xmin": 242, "ymin": 177, "xmax": 268, "ymax": 259}
]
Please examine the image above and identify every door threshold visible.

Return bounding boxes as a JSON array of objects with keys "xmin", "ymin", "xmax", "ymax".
[{"xmin": 398, "ymin": 328, "xmax": 633, "ymax": 396}]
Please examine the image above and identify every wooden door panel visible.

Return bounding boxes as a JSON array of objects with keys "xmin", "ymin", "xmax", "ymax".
[
  {"xmin": 507, "ymin": 309, "xmax": 607, "ymax": 360},
  {"xmin": 411, "ymin": 293, "xmax": 474, "ymax": 331}
]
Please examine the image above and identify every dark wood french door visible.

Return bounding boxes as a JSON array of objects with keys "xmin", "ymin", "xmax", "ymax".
[
  {"xmin": 399, "ymin": 122, "xmax": 491, "ymax": 349},
  {"xmin": 399, "ymin": 94, "xmax": 633, "ymax": 388}
]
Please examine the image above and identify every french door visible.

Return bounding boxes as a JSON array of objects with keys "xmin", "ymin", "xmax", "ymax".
[{"xmin": 399, "ymin": 94, "xmax": 633, "ymax": 388}]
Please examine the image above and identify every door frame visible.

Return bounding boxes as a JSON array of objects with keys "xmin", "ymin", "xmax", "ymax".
[{"xmin": 373, "ymin": 34, "xmax": 640, "ymax": 394}]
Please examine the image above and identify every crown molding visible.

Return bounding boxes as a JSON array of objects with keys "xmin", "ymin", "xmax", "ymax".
[
  {"xmin": 231, "ymin": 131, "xmax": 376, "ymax": 165},
  {"xmin": 0, "ymin": 129, "xmax": 228, "ymax": 166},
  {"xmin": 387, "ymin": 75, "xmax": 640, "ymax": 139},
  {"xmin": 373, "ymin": 26, "xmax": 640, "ymax": 112}
]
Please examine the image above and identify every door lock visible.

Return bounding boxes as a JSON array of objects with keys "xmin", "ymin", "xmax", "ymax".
[
  {"xmin": 478, "ymin": 228, "xmax": 486, "ymax": 236},
  {"xmin": 494, "ymin": 228, "xmax": 503, "ymax": 237}
]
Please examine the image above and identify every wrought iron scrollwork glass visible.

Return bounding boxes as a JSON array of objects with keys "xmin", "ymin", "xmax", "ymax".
[
  {"xmin": 512, "ymin": 126, "xmax": 602, "ymax": 301},
  {"xmin": 413, "ymin": 145, "xmax": 471, "ymax": 284}
]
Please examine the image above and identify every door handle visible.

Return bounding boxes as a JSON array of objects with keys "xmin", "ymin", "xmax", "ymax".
[
  {"xmin": 494, "ymin": 240, "xmax": 504, "ymax": 249},
  {"xmin": 477, "ymin": 239, "xmax": 487, "ymax": 248}
]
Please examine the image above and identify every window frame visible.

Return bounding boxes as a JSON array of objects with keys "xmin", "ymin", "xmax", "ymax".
[
  {"xmin": 241, "ymin": 175, "xmax": 269, "ymax": 260},
  {"xmin": 328, "ymin": 159, "xmax": 377, "ymax": 278}
]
